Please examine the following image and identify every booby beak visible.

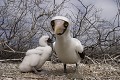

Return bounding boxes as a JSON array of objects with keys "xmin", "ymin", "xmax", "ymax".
[
  {"xmin": 47, "ymin": 38, "xmax": 53, "ymax": 43},
  {"xmin": 54, "ymin": 26, "xmax": 63, "ymax": 34}
]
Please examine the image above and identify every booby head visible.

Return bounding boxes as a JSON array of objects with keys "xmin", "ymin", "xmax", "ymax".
[
  {"xmin": 51, "ymin": 16, "xmax": 70, "ymax": 35},
  {"xmin": 39, "ymin": 35, "xmax": 52, "ymax": 47}
]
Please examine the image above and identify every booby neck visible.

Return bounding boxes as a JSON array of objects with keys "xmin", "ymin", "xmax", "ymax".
[
  {"xmin": 40, "ymin": 42, "xmax": 48, "ymax": 47},
  {"xmin": 39, "ymin": 38, "xmax": 48, "ymax": 47}
]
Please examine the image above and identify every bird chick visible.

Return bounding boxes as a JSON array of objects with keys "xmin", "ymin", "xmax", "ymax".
[{"xmin": 19, "ymin": 35, "xmax": 52, "ymax": 73}]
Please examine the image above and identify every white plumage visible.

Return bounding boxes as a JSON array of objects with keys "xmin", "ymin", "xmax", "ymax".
[
  {"xmin": 51, "ymin": 16, "xmax": 85, "ymax": 73},
  {"xmin": 19, "ymin": 35, "xmax": 52, "ymax": 73}
]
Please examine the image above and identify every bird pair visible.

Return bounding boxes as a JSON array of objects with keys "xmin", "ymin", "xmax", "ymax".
[{"xmin": 19, "ymin": 16, "xmax": 85, "ymax": 75}]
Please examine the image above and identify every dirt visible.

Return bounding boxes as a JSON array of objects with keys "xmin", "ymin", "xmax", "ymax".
[{"xmin": 0, "ymin": 61, "xmax": 120, "ymax": 80}]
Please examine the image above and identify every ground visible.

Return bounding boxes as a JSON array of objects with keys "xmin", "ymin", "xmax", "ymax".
[{"xmin": 0, "ymin": 61, "xmax": 120, "ymax": 80}]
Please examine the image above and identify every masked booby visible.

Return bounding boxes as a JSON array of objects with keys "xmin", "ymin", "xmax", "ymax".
[{"xmin": 51, "ymin": 16, "xmax": 85, "ymax": 73}]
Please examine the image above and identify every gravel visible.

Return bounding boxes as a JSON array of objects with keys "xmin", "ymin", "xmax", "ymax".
[{"xmin": 0, "ymin": 61, "xmax": 120, "ymax": 80}]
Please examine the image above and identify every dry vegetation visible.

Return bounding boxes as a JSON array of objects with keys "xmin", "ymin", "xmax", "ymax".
[
  {"xmin": 0, "ymin": 57, "xmax": 120, "ymax": 80},
  {"xmin": 0, "ymin": 0, "xmax": 120, "ymax": 80}
]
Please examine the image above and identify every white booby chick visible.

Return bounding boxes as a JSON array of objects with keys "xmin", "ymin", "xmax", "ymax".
[
  {"xmin": 19, "ymin": 35, "xmax": 52, "ymax": 73},
  {"xmin": 51, "ymin": 16, "xmax": 85, "ymax": 73}
]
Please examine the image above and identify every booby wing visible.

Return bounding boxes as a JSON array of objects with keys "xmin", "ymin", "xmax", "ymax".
[
  {"xmin": 29, "ymin": 54, "xmax": 40, "ymax": 67},
  {"xmin": 26, "ymin": 49, "xmax": 43, "ymax": 56},
  {"xmin": 73, "ymin": 38, "xmax": 85, "ymax": 59},
  {"xmin": 52, "ymin": 42, "xmax": 55, "ymax": 51}
]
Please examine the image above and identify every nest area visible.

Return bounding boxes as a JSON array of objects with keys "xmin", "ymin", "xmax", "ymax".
[
  {"xmin": 0, "ymin": 46, "xmax": 120, "ymax": 80},
  {"xmin": 0, "ymin": 59, "xmax": 120, "ymax": 80}
]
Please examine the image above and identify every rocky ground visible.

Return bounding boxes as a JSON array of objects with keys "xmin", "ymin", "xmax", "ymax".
[{"xmin": 0, "ymin": 60, "xmax": 120, "ymax": 80}]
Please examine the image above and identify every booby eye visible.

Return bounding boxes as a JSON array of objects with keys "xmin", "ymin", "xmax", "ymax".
[
  {"xmin": 51, "ymin": 20, "xmax": 55, "ymax": 30},
  {"xmin": 64, "ymin": 21, "xmax": 69, "ymax": 28}
]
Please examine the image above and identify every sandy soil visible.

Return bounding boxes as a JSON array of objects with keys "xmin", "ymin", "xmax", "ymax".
[{"xmin": 0, "ymin": 61, "xmax": 120, "ymax": 80}]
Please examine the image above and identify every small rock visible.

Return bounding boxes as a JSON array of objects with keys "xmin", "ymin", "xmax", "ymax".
[{"xmin": 3, "ymin": 78, "xmax": 13, "ymax": 80}]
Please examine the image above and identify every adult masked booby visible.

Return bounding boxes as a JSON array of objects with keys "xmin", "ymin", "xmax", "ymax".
[
  {"xmin": 51, "ymin": 16, "xmax": 85, "ymax": 73},
  {"xmin": 19, "ymin": 35, "xmax": 52, "ymax": 73}
]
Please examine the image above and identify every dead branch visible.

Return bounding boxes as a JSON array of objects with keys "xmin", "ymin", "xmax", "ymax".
[
  {"xmin": 114, "ymin": 55, "xmax": 120, "ymax": 59},
  {"xmin": 4, "ymin": 42, "xmax": 15, "ymax": 53},
  {"xmin": 2, "ymin": 50, "xmax": 25, "ymax": 54},
  {"xmin": 0, "ymin": 58, "xmax": 22, "ymax": 62},
  {"xmin": 85, "ymin": 56, "xmax": 96, "ymax": 64}
]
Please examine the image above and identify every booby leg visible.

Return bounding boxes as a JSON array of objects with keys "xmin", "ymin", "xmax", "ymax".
[
  {"xmin": 73, "ymin": 63, "xmax": 83, "ymax": 80},
  {"xmin": 32, "ymin": 67, "xmax": 40, "ymax": 74},
  {"xmin": 63, "ymin": 64, "xmax": 67, "ymax": 73},
  {"xmin": 75, "ymin": 63, "xmax": 79, "ymax": 73},
  {"xmin": 32, "ymin": 67, "xmax": 49, "ymax": 75}
]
